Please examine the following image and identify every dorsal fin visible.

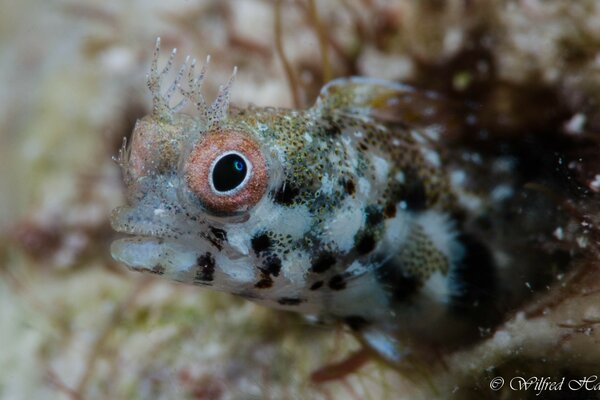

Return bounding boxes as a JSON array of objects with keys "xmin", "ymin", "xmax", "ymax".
[{"xmin": 314, "ymin": 77, "xmax": 474, "ymax": 139}]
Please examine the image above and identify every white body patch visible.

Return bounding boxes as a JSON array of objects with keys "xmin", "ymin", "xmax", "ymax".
[
  {"xmin": 347, "ymin": 260, "xmax": 369, "ymax": 276},
  {"xmin": 456, "ymin": 191, "xmax": 483, "ymax": 212},
  {"xmin": 329, "ymin": 273, "xmax": 389, "ymax": 318},
  {"xmin": 422, "ymin": 271, "xmax": 451, "ymax": 304},
  {"xmin": 422, "ymin": 125, "xmax": 441, "ymax": 141},
  {"xmin": 371, "ymin": 154, "xmax": 390, "ymax": 183},
  {"xmin": 269, "ymin": 144, "xmax": 289, "ymax": 166},
  {"xmin": 320, "ymin": 173, "xmax": 335, "ymax": 195},
  {"xmin": 411, "ymin": 129, "xmax": 427, "ymax": 144},
  {"xmin": 281, "ymin": 251, "xmax": 310, "ymax": 286},
  {"xmin": 382, "ymin": 209, "xmax": 411, "ymax": 250},
  {"xmin": 153, "ymin": 208, "xmax": 167, "ymax": 216},
  {"xmin": 416, "ymin": 211, "xmax": 463, "ymax": 264},
  {"xmin": 246, "ymin": 201, "xmax": 311, "ymax": 240},
  {"xmin": 358, "ymin": 177, "xmax": 371, "ymax": 195},
  {"xmin": 450, "ymin": 169, "xmax": 466, "ymax": 187},
  {"xmin": 395, "ymin": 171, "xmax": 406, "ymax": 183},
  {"xmin": 216, "ymin": 255, "xmax": 256, "ymax": 284},
  {"xmin": 270, "ymin": 204, "xmax": 312, "ymax": 239},
  {"xmin": 421, "ymin": 147, "xmax": 441, "ymax": 167},
  {"xmin": 341, "ymin": 136, "xmax": 359, "ymax": 169},
  {"xmin": 491, "ymin": 184, "xmax": 513, "ymax": 202},
  {"xmin": 227, "ymin": 228, "xmax": 250, "ymax": 256},
  {"xmin": 323, "ymin": 198, "xmax": 364, "ymax": 253}
]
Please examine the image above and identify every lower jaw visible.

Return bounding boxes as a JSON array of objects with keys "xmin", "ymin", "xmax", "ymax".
[{"xmin": 110, "ymin": 237, "xmax": 197, "ymax": 276}]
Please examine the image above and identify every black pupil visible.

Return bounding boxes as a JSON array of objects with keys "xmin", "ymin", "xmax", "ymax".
[{"xmin": 212, "ymin": 154, "xmax": 248, "ymax": 192}]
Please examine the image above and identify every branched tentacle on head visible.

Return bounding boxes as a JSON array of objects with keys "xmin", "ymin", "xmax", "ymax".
[
  {"xmin": 114, "ymin": 136, "xmax": 131, "ymax": 184},
  {"xmin": 147, "ymin": 37, "xmax": 237, "ymax": 128}
]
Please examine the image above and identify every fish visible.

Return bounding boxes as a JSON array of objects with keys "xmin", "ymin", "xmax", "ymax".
[{"xmin": 111, "ymin": 38, "xmax": 578, "ymax": 365}]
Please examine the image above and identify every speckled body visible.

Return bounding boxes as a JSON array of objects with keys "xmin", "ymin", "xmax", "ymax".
[{"xmin": 111, "ymin": 41, "xmax": 570, "ymax": 363}]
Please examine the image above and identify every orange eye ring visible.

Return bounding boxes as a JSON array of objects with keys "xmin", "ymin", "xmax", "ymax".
[{"xmin": 184, "ymin": 129, "xmax": 268, "ymax": 214}]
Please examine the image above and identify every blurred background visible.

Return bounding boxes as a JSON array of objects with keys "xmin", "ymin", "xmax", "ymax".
[{"xmin": 1, "ymin": 0, "xmax": 600, "ymax": 399}]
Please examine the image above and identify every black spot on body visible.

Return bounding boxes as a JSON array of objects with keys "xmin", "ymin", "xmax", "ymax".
[
  {"xmin": 384, "ymin": 203, "xmax": 396, "ymax": 218},
  {"xmin": 277, "ymin": 297, "xmax": 303, "ymax": 306},
  {"xmin": 329, "ymin": 274, "xmax": 346, "ymax": 290},
  {"xmin": 324, "ymin": 122, "xmax": 341, "ymax": 136},
  {"xmin": 207, "ymin": 226, "xmax": 227, "ymax": 250},
  {"xmin": 311, "ymin": 253, "xmax": 336, "ymax": 273},
  {"xmin": 262, "ymin": 255, "xmax": 282, "ymax": 277},
  {"xmin": 390, "ymin": 275, "xmax": 421, "ymax": 303},
  {"xmin": 356, "ymin": 234, "xmax": 376, "ymax": 254},
  {"xmin": 255, "ymin": 275, "xmax": 273, "ymax": 288},
  {"xmin": 195, "ymin": 252, "xmax": 215, "ymax": 282},
  {"xmin": 251, "ymin": 233, "xmax": 272, "ymax": 255},
  {"xmin": 210, "ymin": 226, "xmax": 227, "ymax": 242},
  {"xmin": 365, "ymin": 206, "xmax": 384, "ymax": 226},
  {"xmin": 273, "ymin": 182, "xmax": 300, "ymax": 205},
  {"xmin": 344, "ymin": 316, "xmax": 369, "ymax": 331},
  {"xmin": 345, "ymin": 179, "xmax": 356, "ymax": 195},
  {"xmin": 397, "ymin": 169, "xmax": 427, "ymax": 211},
  {"xmin": 310, "ymin": 281, "xmax": 324, "ymax": 290},
  {"xmin": 376, "ymin": 258, "xmax": 421, "ymax": 303}
]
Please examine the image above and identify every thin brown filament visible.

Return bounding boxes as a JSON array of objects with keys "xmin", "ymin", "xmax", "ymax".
[
  {"xmin": 307, "ymin": 0, "xmax": 332, "ymax": 83},
  {"xmin": 274, "ymin": 0, "xmax": 302, "ymax": 108}
]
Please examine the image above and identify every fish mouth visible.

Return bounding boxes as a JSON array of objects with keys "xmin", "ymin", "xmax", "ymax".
[{"xmin": 110, "ymin": 206, "xmax": 199, "ymax": 276}]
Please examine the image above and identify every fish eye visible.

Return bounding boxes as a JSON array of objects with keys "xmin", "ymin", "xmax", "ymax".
[
  {"xmin": 210, "ymin": 152, "xmax": 251, "ymax": 193},
  {"xmin": 184, "ymin": 130, "xmax": 268, "ymax": 215}
]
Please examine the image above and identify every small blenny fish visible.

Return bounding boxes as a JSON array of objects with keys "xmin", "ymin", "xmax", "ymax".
[{"xmin": 111, "ymin": 39, "xmax": 575, "ymax": 364}]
